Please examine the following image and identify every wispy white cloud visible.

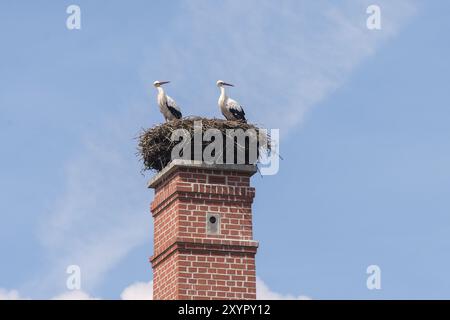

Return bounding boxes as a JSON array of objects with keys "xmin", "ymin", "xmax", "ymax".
[
  {"xmin": 32, "ymin": 105, "xmax": 152, "ymax": 296},
  {"xmin": 143, "ymin": 0, "xmax": 417, "ymax": 133},
  {"xmin": 3, "ymin": 277, "xmax": 306, "ymax": 300},
  {"xmin": 0, "ymin": 288, "xmax": 22, "ymax": 300},
  {"xmin": 0, "ymin": 288, "xmax": 98, "ymax": 300},
  {"xmin": 256, "ymin": 277, "xmax": 310, "ymax": 300},
  {"xmin": 1, "ymin": 281, "xmax": 152, "ymax": 300},
  {"xmin": 120, "ymin": 281, "xmax": 153, "ymax": 300},
  {"xmin": 52, "ymin": 290, "xmax": 98, "ymax": 300}
]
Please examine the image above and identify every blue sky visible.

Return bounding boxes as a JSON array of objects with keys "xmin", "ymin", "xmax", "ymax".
[{"xmin": 1, "ymin": 0, "xmax": 450, "ymax": 299}]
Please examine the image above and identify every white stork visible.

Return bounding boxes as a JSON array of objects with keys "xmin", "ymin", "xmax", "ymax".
[
  {"xmin": 153, "ymin": 80, "xmax": 182, "ymax": 121},
  {"xmin": 216, "ymin": 80, "xmax": 247, "ymax": 123}
]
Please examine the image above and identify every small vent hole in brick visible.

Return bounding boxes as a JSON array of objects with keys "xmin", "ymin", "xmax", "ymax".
[{"xmin": 206, "ymin": 213, "xmax": 220, "ymax": 235}]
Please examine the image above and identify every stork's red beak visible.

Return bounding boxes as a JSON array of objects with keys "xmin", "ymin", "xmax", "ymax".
[
  {"xmin": 222, "ymin": 82, "xmax": 234, "ymax": 87},
  {"xmin": 160, "ymin": 81, "xmax": 170, "ymax": 85}
]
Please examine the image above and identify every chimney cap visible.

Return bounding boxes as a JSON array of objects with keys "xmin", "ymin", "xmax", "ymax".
[{"xmin": 147, "ymin": 159, "xmax": 257, "ymax": 188}]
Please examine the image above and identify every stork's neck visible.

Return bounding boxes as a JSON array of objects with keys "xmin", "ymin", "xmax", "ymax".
[
  {"xmin": 157, "ymin": 86, "xmax": 165, "ymax": 96},
  {"xmin": 219, "ymin": 86, "xmax": 227, "ymax": 100}
]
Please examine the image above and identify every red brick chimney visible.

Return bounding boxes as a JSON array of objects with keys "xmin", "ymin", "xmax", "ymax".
[{"xmin": 148, "ymin": 160, "xmax": 258, "ymax": 300}]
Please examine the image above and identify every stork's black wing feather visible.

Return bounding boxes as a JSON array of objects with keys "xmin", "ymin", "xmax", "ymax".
[
  {"xmin": 229, "ymin": 107, "xmax": 247, "ymax": 123},
  {"xmin": 166, "ymin": 103, "xmax": 182, "ymax": 119}
]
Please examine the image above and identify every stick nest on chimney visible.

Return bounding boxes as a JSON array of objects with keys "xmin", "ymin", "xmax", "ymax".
[{"xmin": 137, "ymin": 117, "xmax": 271, "ymax": 172}]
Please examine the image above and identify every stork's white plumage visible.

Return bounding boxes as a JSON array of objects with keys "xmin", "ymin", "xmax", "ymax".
[
  {"xmin": 153, "ymin": 80, "xmax": 182, "ymax": 121},
  {"xmin": 216, "ymin": 80, "xmax": 247, "ymax": 123}
]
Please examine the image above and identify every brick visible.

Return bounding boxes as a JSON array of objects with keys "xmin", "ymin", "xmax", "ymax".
[{"xmin": 150, "ymin": 165, "xmax": 257, "ymax": 300}]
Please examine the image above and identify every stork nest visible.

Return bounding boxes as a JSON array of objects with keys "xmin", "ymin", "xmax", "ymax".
[{"xmin": 137, "ymin": 117, "xmax": 271, "ymax": 172}]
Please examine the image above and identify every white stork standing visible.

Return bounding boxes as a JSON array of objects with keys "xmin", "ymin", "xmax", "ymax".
[
  {"xmin": 216, "ymin": 80, "xmax": 247, "ymax": 123},
  {"xmin": 153, "ymin": 80, "xmax": 182, "ymax": 121}
]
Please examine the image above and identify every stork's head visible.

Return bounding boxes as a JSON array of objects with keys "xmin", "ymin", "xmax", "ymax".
[
  {"xmin": 216, "ymin": 80, "xmax": 234, "ymax": 87},
  {"xmin": 153, "ymin": 80, "xmax": 170, "ymax": 87}
]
